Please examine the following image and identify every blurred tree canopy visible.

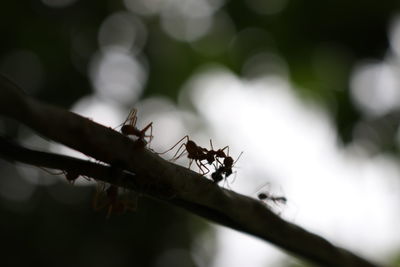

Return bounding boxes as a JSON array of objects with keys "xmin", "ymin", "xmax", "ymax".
[
  {"xmin": 2, "ymin": 0, "xmax": 400, "ymax": 141},
  {"xmin": 1, "ymin": 0, "xmax": 400, "ymax": 266}
]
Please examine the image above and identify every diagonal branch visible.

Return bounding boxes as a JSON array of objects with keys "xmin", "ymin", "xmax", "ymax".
[{"xmin": 0, "ymin": 74, "xmax": 378, "ymax": 266}]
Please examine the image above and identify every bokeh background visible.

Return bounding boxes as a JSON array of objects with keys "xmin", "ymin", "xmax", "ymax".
[{"xmin": 1, "ymin": 0, "xmax": 400, "ymax": 266}]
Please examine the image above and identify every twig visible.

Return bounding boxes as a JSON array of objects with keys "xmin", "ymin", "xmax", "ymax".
[{"xmin": 0, "ymin": 74, "xmax": 379, "ymax": 266}]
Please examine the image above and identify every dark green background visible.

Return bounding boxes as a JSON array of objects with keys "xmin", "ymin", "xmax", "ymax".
[{"xmin": 1, "ymin": 0, "xmax": 399, "ymax": 266}]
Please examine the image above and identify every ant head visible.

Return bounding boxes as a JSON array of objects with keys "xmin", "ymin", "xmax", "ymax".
[
  {"xmin": 120, "ymin": 125, "xmax": 129, "ymax": 135},
  {"xmin": 211, "ymin": 171, "xmax": 223, "ymax": 183},
  {"xmin": 258, "ymin": 192, "xmax": 267, "ymax": 200},
  {"xmin": 216, "ymin": 150, "xmax": 226, "ymax": 158}
]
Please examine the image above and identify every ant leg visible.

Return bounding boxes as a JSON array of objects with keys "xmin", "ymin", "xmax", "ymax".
[
  {"xmin": 195, "ymin": 160, "xmax": 209, "ymax": 175},
  {"xmin": 116, "ymin": 108, "xmax": 137, "ymax": 130},
  {"xmin": 171, "ymin": 143, "xmax": 187, "ymax": 161},
  {"xmin": 188, "ymin": 159, "xmax": 194, "ymax": 169},
  {"xmin": 226, "ymin": 170, "xmax": 238, "ymax": 187},
  {"xmin": 200, "ymin": 162, "xmax": 210, "ymax": 175},
  {"xmin": 223, "ymin": 178, "xmax": 231, "ymax": 190},
  {"xmin": 141, "ymin": 122, "xmax": 153, "ymax": 142},
  {"xmin": 253, "ymin": 182, "xmax": 271, "ymax": 198},
  {"xmin": 215, "ymin": 156, "xmax": 224, "ymax": 166},
  {"xmin": 157, "ymin": 135, "xmax": 189, "ymax": 155},
  {"xmin": 230, "ymin": 170, "xmax": 238, "ymax": 184},
  {"xmin": 146, "ymin": 123, "xmax": 153, "ymax": 149},
  {"xmin": 148, "ymin": 123, "xmax": 153, "ymax": 143},
  {"xmin": 220, "ymin": 145, "xmax": 229, "ymax": 156},
  {"xmin": 140, "ymin": 122, "xmax": 152, "ymax": 136}
]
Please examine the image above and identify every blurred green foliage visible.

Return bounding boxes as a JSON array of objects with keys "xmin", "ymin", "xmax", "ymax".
[{"xmin": 1, "ymin": 0, "xmax": 400, "ymax": 266}]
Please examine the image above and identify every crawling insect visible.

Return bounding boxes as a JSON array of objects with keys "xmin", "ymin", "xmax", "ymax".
[
  {"xmin": 258, "ymin": 192, "xmax": 287, "ymax": 206},
  {"xmin": 39, "ymin": 167, "xmax": 89, "ymax": 184},
  {"xmin": 205, "ymin": 139, "xmax": 229, "ymax": 165},
  {"xmin": 158, "ymin": 135, "xmax": 210, "ymax": 174},
  {"xmin": 210, "ymin": 151, "xmax": 243, "ymax": 183},
  {"xmin": 211, "ymin": 164, "xmax": 224, "ymax": 183},
  {"xmin": 93, "ymin": 183, "xmax": 138, "ymax": 218},
  {"xmin": 120, "ymin": 108, "xmax": 153, "ymax": 147}
]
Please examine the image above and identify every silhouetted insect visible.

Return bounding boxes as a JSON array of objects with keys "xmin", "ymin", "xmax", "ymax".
[
  {"xmin": 211, "ymin": 164, "xmax": 224, "ymax": 183},
  {"xmin": 39, "ymin": 167, "xmax": 89, "ymax": 184},
  {"xmin": 210, "ymin": 151, "xmax": 243, "ymax": 183},
  {"xmin": 205, "ymin": 139, "xmax": 229, "ymax": 165},
  {"xmin": 158, "ymin": 135, "xmax": 211, "ymax": 174},
  {"xmin": 93, "ymin": 183, "xmax": 138, "ymax": 218},
  {"xmin": 258, "ymin": 192, "xmax": 287, "ymax": 206},
  {"xmin": 120, "ymin": 108, "xmax": 153, "ymax": 147}
]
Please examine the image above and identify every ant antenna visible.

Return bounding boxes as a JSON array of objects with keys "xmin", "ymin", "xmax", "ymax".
[
  {"xmin": 233, "ymin": 151, "xmax": 243, "ymax": 166},
  {"xmin": 114, "ymin": 108, "xmax": 138, "ymax": 130}
]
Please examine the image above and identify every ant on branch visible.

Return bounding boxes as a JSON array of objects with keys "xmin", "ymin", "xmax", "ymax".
[
  {"xmin": 160, "ymin": 135, "xmax": 242, "ymax": 181},
  {"xmin": 211, "ymin": 151, "xmax": 243, "ymax": 184},
  {"xmin": 119, "ymin": 108, "xmax": 153, "ymax": 147},
  {"xmin": 258, "ymin": 192, "xmax": 287, "ymax": 206},
  {"xmin": 93, "ymin": 183, "xmax": 138, "ymax": 218},
  {"xmin": 39, "ymin": 167, "xmax": 89, "ymax": 184},
  {"xmin": 205, "ymin": 139, "xmax": 229, "ymax": 165},
  {"xmin": 158, "ymin": 135, "xmax": 211, "ymax": 174}
]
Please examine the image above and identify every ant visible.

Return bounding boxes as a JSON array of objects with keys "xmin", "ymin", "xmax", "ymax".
[
  {"xmin": 64, "ymin": 170, "xmax": 80, "ymax": 184},
  {"xmin": 205, "ymin": 139, "xmax": 229, "ymax": 165},
  {"xmin": 120, "ymin": 109, "xmax": 153, "ymax": 147},
  {"xmin": 39, "ymin": 167, "xmax": 89, "ymax": 184},
  {"xmin": 211, "ymin": 151, "xmax": 243, "ymax": 183},
  {"xmin": 158, "ymin": 135, "xmax": 211, "ymax": 175},
  {"xmin": 93, "ymin": 183, "xmax": 138, "ymax": 218},
  {"xmin": 258, "ymin": 192, "xmax": 287, "ymax": 206}
]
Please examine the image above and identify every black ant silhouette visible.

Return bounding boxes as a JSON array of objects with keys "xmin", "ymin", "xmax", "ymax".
[
  {"xmin": 158, "ymin": 135, "xmax": 212, "ymax": 174},
  {"xmin": 120, "ymin": 108, "xmax": 153, "ymax": 147},
  {"xmin": 205, "ymin": 139, "xmax": 229, "ymax": 165},
  {"xmin": 39, "ymin": 167, "xmax": 89, "ymax": 184},
  {"xmin": 211, "ymin": 151, "xmax": 243, "ymax": 183},
  {"xmin": 258, "ymin": 192, "xmax": 287, "ymax": 206}
]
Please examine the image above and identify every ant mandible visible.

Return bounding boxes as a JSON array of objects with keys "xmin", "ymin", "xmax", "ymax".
[
  {"xmin": 120, "ymin": 108, "xmax": 153, "ymax": 147},
  {"xmin": 158, "ymin": 135, "xmax": 211, "ymax": 175}
]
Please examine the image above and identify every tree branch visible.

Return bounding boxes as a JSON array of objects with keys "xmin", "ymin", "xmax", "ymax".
[{"xmin": 0, "ymin": 74, "xmax": 379, "ymax": 266}]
